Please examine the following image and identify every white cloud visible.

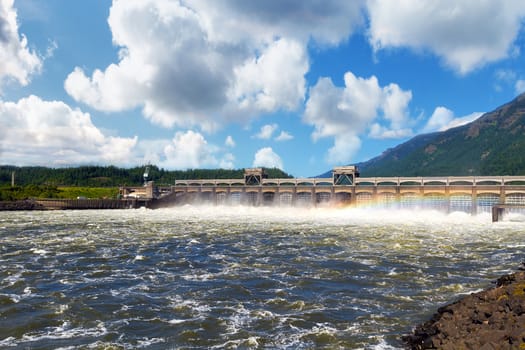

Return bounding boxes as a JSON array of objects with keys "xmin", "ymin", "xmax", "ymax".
[
  {"xmin": 516, "ymin": 80, "xmax": 525, "ymax": 95},
  {"xmin": 422, "ymin": 106, "xmax": 482, "ymax": 133},
  {"xmin": 443, "ymin": 112, "xmax": 483, "ymax": 130},
  {"xmin": 219, "ymin": 153, "xmax": 235, "ymax": 169},
  {"xmin": 225, "ymin": 135, "xmax": 235, "ymax": 147},
  {"xmin": 367, "ymin": 0, "xmax": 525, "ymax": 74},
  {"xmin": 162, "ymin": 130, "xmax": 219, "ymax": 169},
  {"xmin": 191, "ymin": 0, "xmax": 365, "ymax": 46},
  {"xmin": 254, "ymin": 124, "xmax": 293, "ymax": 141},
  {"xmin": 303, "ymin": 71, "xmax": 412, "ymax": 164},
  {"xmin": 253, "ymin": 147, "xmax": 283, "ymax": 169},
  {"xmin": 422, "ymin": 106, "xmax": 455, "ymax": 133},
  {"xmin": 275, "ymin": 131, "xmax": 293, "ymax": 141},
  {"xmin": 369, "ymin": 124, "xmax": 412, "ymax": 139},
  {"xmin": 229, "ymin": 38, "xmax": 308, "ymax": 114},
  {"xmin": 0, "ymin": 0, "xmax": 41, "ymax": 91},
  {"xmin": 140, "ymin": 130, "xmax": 235, "ymax": 169},
  {"xmin": 64, "ymin": 0, "xmax": 364, "ymax": 131},
  {"xmin": 65, "ymin": 0, "xmax": 232, "ymax": 131},
  {"xmin": 381, "ymin": 83, "xmax": 413, "ymax": 130},
  {"xmin": 326, "ymin": 134, "xmax": 361, "ymax": 165},
  {"xmin": 0, "ymin": 95, "xmax": 137, "ymax": 166},
  {"xmin": 254, "ymin": 124, "xmax": 278, "ymax": 139}
]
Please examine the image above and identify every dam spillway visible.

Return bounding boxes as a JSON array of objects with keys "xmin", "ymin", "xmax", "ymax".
[{"xmin": 120, "ymin": 166, "xmax": 525, "ymax": 216}]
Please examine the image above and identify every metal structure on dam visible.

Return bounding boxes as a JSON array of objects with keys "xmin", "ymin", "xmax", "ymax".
[{"xmin": 120, "ymin": 166, "xmax": 525, "ymax": 215}]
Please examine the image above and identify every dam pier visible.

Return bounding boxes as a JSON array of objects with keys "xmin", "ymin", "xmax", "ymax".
[{"xmin": 121, "ymin": 166, "xmax": 525, "ymax": 220}]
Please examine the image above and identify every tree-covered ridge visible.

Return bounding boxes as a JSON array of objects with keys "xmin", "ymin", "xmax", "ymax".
[
  {"xmin": 358, "ymin": 92, "xmax": 525, "ymax": 176},
  {"xmin": 0, "ymin": 165, "xmax": 293, "ymax": 187}
]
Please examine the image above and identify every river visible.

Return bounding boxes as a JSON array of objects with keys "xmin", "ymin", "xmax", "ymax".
[{"xmin": 0, "ymin": 206, "xmax": 524, "ymax": 349}]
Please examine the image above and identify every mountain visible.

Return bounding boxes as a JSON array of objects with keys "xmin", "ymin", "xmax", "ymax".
[{"xmin": 358, "ymin": 92, "xmax": 525, "ymax": 176}]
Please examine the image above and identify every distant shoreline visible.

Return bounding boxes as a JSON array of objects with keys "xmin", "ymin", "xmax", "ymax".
[
  {"xmin": 0, "ymin": 198, "xmax": 149, "ymax": 210},
  {"xmin": 0, "ymin": 200, "xmax": 46, "ymax": 210}
]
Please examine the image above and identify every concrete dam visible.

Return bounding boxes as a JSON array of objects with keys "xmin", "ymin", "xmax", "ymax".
[{"xmin": 120, "ymin": 166, "xmax": 525, "ymax": 218}]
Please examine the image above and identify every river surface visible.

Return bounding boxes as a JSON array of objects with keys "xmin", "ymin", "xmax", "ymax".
[{"xmin": 0, "ymin": 206, "xmax": 524, "ymax": 349}]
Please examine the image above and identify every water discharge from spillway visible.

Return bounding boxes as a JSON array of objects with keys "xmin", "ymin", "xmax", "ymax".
[{"xmin": 0, "ymin": 206, "xmax": 524, "ymax": 349}]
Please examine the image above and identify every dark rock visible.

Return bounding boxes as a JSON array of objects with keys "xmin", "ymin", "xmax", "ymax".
[
  {"xmin": 403, "ymin": 271, "xmax": 525, "ymax": 349},
  {"xmin": 0, "ymin": 200, "xmax": 45, "ymax": 211}
]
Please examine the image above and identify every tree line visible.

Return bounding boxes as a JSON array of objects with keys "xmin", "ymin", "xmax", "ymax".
[{"xmin": 0, "ymin": 165, "xmax": 293, "ymax": 187}]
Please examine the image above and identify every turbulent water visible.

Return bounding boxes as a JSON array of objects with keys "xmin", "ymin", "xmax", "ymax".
[{"xmin": 0, "ymin": 206, "xmax": 524, "ymax": 349}]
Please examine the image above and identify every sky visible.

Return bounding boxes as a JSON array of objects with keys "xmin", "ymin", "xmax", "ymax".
[{"xmin": 1, "ymin": 0, "xmax": 525, "ymax": 177}]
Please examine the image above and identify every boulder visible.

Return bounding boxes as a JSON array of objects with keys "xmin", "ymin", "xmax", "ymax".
[{"xmin": 403, "ymin": 270, "xmax": 525, "ymax": 349}]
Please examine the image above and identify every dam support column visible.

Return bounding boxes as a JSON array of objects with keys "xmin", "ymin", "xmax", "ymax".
[
  {"xmin": 258, "ymin": 187, "xmax": 263, "ymax": 206},
  {"xmin": 445, "ymin": 186, "xmax": 450, "ymax": 214},
  {"xmin": 471, "ymin": 187, "xmax": 478, "ymax": 215},
  {"xmin": 492, "ymin": 205, "xmax": 505, "ymax": 222}
]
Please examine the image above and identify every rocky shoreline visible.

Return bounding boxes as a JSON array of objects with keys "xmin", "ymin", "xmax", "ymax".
[
  {"xmin": 0, "ymin": 200, "xmax": 46, "ymax": 210},
  {"xmin": 0, "ymin": 198, "xmax": 148, "ymax": 210},
  {"xmin": 403, "ymin": 269, "xmax": 525, "ymax": 349}
]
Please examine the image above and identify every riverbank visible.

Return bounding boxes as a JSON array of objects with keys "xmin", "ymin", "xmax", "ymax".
[
  {"xmin": 403, "ymin": 269, "xmax": 525, "ymax": 349},
  {"xmin": 0, "ymin": 200, "xmax": 46, "ymax": 210},
  {"xmin": 0, "ymin": 198, "xmax": 150, "ymax": 210}
]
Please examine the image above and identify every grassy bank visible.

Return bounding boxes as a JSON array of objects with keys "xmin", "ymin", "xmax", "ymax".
[{"xmin": 0, "ymin": 185, "xmax": 119, "ymax": 201}]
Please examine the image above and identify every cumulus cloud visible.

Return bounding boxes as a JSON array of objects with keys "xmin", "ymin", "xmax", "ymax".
[
  {"xmin": 225, "ymin": 135, "xmax": 235, "ymax": 148},
  {"xmin": 253, "ymin": 147, "xmax": 283, "ymax": 169},
  {"xmin": 219, "ymin": 153, "xmax": 235, "ymax": 169},
  {"xmin": 162, "ymin": 130, "xmax": 221, "ymax": 169},
  {"xmin": 0, "ymin": 0, "xmax": 41, "ymax": 91},
  {"xmin": 254, "ymin": 124, "xmax": 278, "ymax": 139},
  {"xmin": 136, "ymin": 130, "xmax": 235, "ymax": 169},
  {"xmin": 422, "ymin": 106, "xmax": 483, "ymax": 133},
  {"xmin": 367, "ymin": 0, "xmax": 525, "ymax": 74},
  {"xmin": 326, "ymin": 134, "xmax": 362, "ymax": 165},
  {"xmin": 368, "ymin": 124, "xmax": 412, "ymax": 139},
  {"xmin": 253, "ymin": 124, "xmax": 294, "ymax": 141},
  {"xmin": 275, "ymin": 131, "xmax": 293, "ymax": 141},
  {"xmin": 191, "ymin": 0, "xmax": 364, "ymax": 46},
  {"xmin": 303, "ymin": 71, "xmax": 412, "ymax": 164},
  {"xmin": 229, "ymin": 38, "xmax": 308, "ymax": 113},
  {"xmin": 64, "ymin": 0, "xmax": 364, "ymax": 131},
  {"xmin": 0, "ymin": 95, "xmax": 137, "ymax": 166}
]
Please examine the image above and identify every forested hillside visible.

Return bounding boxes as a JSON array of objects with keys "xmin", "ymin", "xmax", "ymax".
[
  {"xmin": 358, "ymin": 92, "xmax": 525, "ymax": 176},
  {"xmin": 0, "ymin": 165, "xmax": 292, "ymax": 187}
]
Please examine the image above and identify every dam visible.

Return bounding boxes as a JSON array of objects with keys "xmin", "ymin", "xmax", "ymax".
[{"xmin": 120, "ymin": 166, "xmax": 525, "ymax": 217}]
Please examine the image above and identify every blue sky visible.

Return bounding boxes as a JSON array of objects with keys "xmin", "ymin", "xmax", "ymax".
[{"xmin": 1, "ymin": 0, "xmax": 525, "ymax": 177}]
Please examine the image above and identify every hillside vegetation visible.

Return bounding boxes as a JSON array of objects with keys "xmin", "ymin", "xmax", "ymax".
[
  {"xmin": 0, "ymin": 185, "xmax": 119, "ymax": 201},
  {"xmin": 359, "ymin": 93, "xmax": 525, "ymax": 176},
  {"xmin": 0, "ymin": 165, "xmax": 293, "ymax": 187},
  {"xmin": 0, "ymin": 165, "xmax": 293, "ymax": 200}
]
